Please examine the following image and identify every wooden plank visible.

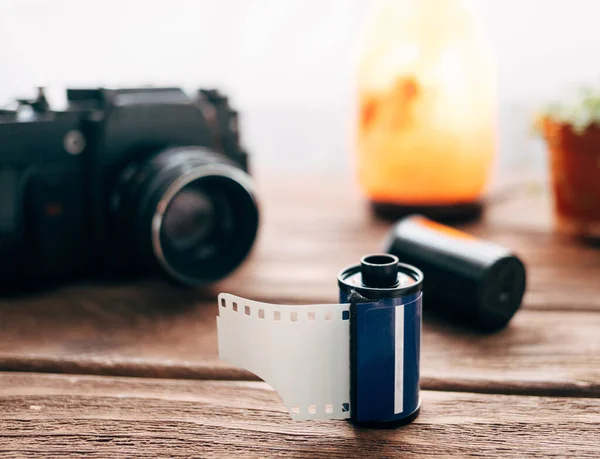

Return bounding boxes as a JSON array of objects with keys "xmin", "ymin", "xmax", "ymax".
[
  {"xmin": 0, "ymin": 177, "xmax": 599, "ymax": 392},
  {"xmin": 0, "ymin": 283, "xmax": 598, "ymax": 396},
  {"xmin": 0, "ymin": 372, "xmax": 598, "ymax": 458}
]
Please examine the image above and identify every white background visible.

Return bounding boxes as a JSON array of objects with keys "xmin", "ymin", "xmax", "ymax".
[{"xmin": 1, "ymin": 0, "xmax": 599, "ymax": 177}]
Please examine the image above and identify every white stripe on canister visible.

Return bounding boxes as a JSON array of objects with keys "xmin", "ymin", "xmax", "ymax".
[{"xmin": 394, "ymin": 304, "xmax": 405, "ymax": 414}]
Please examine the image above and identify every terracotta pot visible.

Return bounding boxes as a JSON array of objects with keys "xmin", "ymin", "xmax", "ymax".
[{"xmin": 542, "ymin": 118, "xmax": 600, "ymax": 239}]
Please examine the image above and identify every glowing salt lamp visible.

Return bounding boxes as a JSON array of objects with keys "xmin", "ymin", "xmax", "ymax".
[{"xmin": 356, "ymin": 0, "xmax": 496, "ymax": 219}]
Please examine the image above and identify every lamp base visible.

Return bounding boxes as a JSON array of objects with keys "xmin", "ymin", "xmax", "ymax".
[{"xmin": 371, "ymin": 200, "xmax": 483, "ymax": 223}]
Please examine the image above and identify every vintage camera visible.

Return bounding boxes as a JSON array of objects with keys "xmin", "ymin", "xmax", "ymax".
[{"xmin": 0, "ymin": 87, "xmax": 259, "ymax": 287}]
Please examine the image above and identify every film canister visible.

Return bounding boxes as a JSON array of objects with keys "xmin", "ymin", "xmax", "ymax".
[
  {"xmin": 339, "ymin": 254, "xmax": 423, "ymax": 426},
  {"xmin": 217, "ymin": 253, "xmax": 423, "ymax": 426},
  {"xmin": 382, "ymin": 215, "xmax": 527, "ymax": 331}
]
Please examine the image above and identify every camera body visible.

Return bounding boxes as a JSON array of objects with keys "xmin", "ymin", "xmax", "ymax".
[{"xmin": 0, "ymin": 87, "xmax": 258, "ymax": 286}]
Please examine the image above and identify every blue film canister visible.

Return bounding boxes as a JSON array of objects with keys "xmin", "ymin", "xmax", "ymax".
[{"xmin": 338, "ymin": 254, "xmax": 423, "ymax": 426}]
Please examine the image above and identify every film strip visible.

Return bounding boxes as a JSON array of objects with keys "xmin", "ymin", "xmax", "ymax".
[{"xmin": 217, "ymin": 293, "xmax": 351, "ymax": 420}]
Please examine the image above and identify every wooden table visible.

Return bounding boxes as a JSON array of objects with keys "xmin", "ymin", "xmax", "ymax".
[{"xmin": 1, "ymin": 176, "xmax": 599, "ymax": 457}]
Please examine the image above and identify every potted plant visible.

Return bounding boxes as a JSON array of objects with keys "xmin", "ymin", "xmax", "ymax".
[{"xmin": 538, "ymin": 88, "xmax": 600, "ymax": 239}]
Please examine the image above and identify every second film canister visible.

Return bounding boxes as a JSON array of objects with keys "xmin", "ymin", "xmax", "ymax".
[{"xmin": 382, "ymin": 215, "xmax": 527, "ymax": 331}]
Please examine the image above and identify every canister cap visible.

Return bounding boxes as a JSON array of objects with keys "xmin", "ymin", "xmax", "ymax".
[
  {"xmin": 338, "ymin": 253, "xmax": 423, "ymax": 300},
  {"xmin": 360, "ymin": 254, "xmax": 399, "ymax": 288}
]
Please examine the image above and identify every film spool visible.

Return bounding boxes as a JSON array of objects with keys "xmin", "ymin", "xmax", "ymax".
[{"xmin": 217, "ymin": 253, "xmax": 423, "ymax": 426}]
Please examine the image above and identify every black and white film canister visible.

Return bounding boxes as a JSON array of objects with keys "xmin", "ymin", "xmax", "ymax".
[
  {"xmin": 382, "ymin": 215, "xmax": 527, "ymax": 331},
  {"xmin": 217, "ymin": 253, "xmax": 423, "ymax": 426}
]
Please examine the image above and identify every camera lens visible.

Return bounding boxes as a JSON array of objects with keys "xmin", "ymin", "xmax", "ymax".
[
  {"xmin": 112, "ymin": 146, "xmax": 259, "ymax": 285},
  {"xmin": 154, "ymin": 170, "xmax": 258, "ymax": 284}
]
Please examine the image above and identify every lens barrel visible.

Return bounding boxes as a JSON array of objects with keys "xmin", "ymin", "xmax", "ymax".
[{"xmin": 112, "ymin": 146, "xmax": 259, "ymax": 285}]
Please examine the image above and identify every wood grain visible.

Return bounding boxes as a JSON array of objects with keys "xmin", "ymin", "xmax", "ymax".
[
  {"xmin": 0, "ymin": 372, "xmax": 598, "ymax": 458},
  {"xmin": 1, "ymin": 291, "xmax": 599, "ymax": 396},
  {"xmin": 0, "ymin": 177, "xmax": 599, "ymax": 395}
]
